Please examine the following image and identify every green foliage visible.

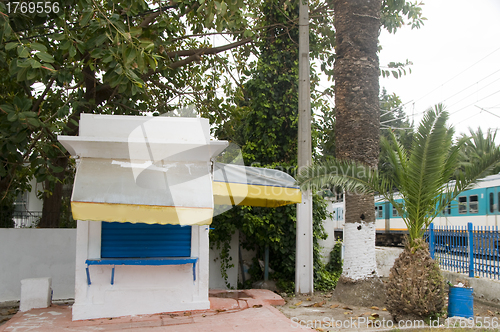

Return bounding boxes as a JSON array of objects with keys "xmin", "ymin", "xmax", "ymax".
[
  {"xmin": 381, "ymin": 0, "xmax": 426, "ymax": 33},
  {"xmin": 314, "ymin": 240, "xmax": 343, "ymax": 291},
  {"xmin": 0, "ymin": 198, "xmax": 15, "ymax": 228},
  {"xmin": 380, "ymin": 59, "xmax": 413, "ymax": 79},
  {"xmin": 379, "ymin": 88, "xmax": 413, "ymax": 178},
  {"xmin": 211, "ymin": 190, "xmax": 332, "ymax": 289},
  {"xmin": 325, "ymin": 240, "xmax": 343, "ymax": 274},
  {"xmin": 314, "ymin": 266, "xmax": 340, "ymax": 291},
  {"xmin": 457, "ymin": 127, "xmax": 500, "ymax": 176},
  {"xmin": 0, "ymin": 0, "xmax": 256, "ymax": 220}
]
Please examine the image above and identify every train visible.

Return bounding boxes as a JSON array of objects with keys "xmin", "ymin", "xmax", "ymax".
[{"xmin": 329, "ymin": 173, "xmax": 500, "ymax": 246}]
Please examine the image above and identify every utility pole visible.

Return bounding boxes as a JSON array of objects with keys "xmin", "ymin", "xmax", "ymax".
[{"xmin": 296, "ymin": 0, "xmax": 313, "ymax": 295}]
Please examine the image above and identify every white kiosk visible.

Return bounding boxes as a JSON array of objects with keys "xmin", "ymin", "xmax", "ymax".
[{"xmin": 59, "ymin": 114, "xmax": 301, "ymax": 321}]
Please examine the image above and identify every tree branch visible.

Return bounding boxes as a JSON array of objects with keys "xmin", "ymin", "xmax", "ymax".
[
  {"xmin": 32, "ymin": 77, "xmax": 55, "ymax": 114},
  {"xmin": 139, "ymin": 12, "xmax": 161, "ymax": 28},
  {"xmin": 170, "ymin": 54, "xmax": 201, "ymax": 69},
  {"xmin": 166, "ymin": 38, "xmax": 253, "ymax": 58}
]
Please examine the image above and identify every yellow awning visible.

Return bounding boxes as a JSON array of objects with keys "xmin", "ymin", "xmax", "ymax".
[{"xmin": 212, "ymin": 163, "xmax": 302, "ymax": 208}]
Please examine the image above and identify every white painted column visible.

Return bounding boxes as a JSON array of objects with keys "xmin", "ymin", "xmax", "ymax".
[
  {"xmin": 296, "ymin": 190, "xmax": 314, "ymax": 293},
  {"xmin": 192, "ymin": 225, "xmax": 209, "ymax": 303},
  {"xmin": 72, "ymin": 220, "xmax": 90, "ymax": 317}
]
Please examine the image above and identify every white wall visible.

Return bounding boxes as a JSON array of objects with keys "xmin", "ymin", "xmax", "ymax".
[
  {"xmin": 375, "ymin": 246, "xmax": 403, "ymax": 277},
  {"xmin": 0, "ymin": 227, "xmax": 242, "ymax": 305},
  {"xmin": 26, "ymin": 181, "xmax": 43, "ymax": 212},
  {"xmin": 318, "ymin": 199, "xmax": 338, "ymax": 264},
  {"xmin": 0, "ymin": 229, "xmax": 76, "ymax": 302}
]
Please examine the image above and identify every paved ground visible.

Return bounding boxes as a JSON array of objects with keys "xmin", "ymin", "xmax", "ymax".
[
  {"xmin": 0, "ymin": 290, "xmax": 307, "ymax": 332},
  {"xmin": 3, "ymin": 289, "xmax": 500, "ymax": 331}
]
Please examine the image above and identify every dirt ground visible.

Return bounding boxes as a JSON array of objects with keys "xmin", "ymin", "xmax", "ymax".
[
  {"xmin": 0, "ymin": 301, "xmax": 19, "ymax": 327},
  {"xmin": 276, "ymin": 291, "xmax": 500, "ymax": 331}
]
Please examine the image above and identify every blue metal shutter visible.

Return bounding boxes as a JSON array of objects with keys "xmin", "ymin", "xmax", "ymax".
[{"xmin": 101, "ymin": 222, "xmax": 192, "ymax": 258}]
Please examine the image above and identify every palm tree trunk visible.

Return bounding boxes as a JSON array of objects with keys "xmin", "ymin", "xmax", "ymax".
[{"xmin": 333, "ymin": 0, "xmax": 381, "ymax": 281}]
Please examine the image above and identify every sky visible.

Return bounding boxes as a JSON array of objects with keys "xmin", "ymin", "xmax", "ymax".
[{"xmin": 378, "ymin": 0, "xmax": 500, "ymax": 141}]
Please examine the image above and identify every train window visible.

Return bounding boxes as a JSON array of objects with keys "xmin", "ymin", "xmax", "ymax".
[
  {"xmin": 392, "ymin": 206, "xmax": 399, "ymax": 217},
  {"xmin": 376, "ymin": 206, "xmax": 383, "ymax": 218},
  {"xmin": 490, "ymin": 193, "xmax": 495, "ymax": 213},
  {"xmin": 469, "ymin": 195, "xmax": 478, "ymax": 214},
  {"xmin": 458, "ymin": 196, "xmax": 467, "ymax": 214},
  {"xmin": 447, "ymin": 204, "xmax": 451, "ymax": 215},
  {"xmin": 498, "ymin": 192, "xmax": 500, "ymax": 212}
]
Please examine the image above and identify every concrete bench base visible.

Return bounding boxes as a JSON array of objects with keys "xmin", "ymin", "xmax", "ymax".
[{"xmin": 20, "ymin": 277, "xmax": 52, "ymax": 312}]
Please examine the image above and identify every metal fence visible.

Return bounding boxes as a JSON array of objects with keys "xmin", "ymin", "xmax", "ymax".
[
  {"xmin": 426, "ymin": 222, "xmax": 500, "ymax": 280},
  {"xmin": 0, "ymin": 211, "xmax": 43, "ymax": 228}
]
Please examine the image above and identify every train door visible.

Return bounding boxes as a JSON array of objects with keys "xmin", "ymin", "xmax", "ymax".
[
  {"xmin": 384, "ymin": 201, "xmax": 391, "ymax": 232},
  {"xmin": 486, "ymin": 187, "xmax": 498, "ymax": 227}
]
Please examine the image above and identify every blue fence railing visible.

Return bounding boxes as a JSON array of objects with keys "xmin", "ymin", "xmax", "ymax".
[{"xmin": 425, "ymin": 222, "xmax": 500, "ymax": 280}]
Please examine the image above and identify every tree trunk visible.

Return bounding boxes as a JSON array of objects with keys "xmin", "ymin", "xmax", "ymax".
[
  {"xmin": 332, "ymin": 0, "xmax": 382, "ymax": 301},
  {"xmin": 39, "ymin": 65, "xmax": 97, "ymax": 227},
  {"xmin": 38, "ymin": 156, "xmax": 68, "ymax": 228}
]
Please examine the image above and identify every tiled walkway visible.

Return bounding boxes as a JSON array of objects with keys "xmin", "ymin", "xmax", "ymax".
[{"xmin": 0, "ymin": 290, "xmax": 306, "ymax": 332}]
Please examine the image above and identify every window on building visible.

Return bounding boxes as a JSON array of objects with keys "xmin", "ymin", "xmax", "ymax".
[
  {"xmin": 458, "ymin": 196, "xmax": 467, "ymax": 214},
  {"xmin": 13, "ymin": 192, "xmax": 28, "ymax": 213},
  {"xmin": 469, "ymin": 195, "xmax": 478, "ymax": 214}
]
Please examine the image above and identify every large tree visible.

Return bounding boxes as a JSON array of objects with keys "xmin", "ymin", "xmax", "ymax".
[{"xmin": 0, "ymin": 0, "xmax": 256, "ymax": 226}]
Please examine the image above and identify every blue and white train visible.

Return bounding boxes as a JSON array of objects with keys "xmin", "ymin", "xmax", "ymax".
[{"xmin": 329, "ymin": 173, "xmax": 500, "ymax": 246}]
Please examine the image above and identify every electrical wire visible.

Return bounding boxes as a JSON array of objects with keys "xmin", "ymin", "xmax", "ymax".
[
  {"xmin": 449, "ymin": 89, "xmax": 500, "ymax": 116},
  {"xmin": 412, "ymin": 45, "xmax": 500, "ymax": 104}
]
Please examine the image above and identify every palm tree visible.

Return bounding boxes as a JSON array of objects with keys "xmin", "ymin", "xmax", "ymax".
[
  {"xmin": 297, "ymin": 104, "xmax": 500, "ymax": 320},
  {"xmin": 331, "ymin": 0, "xmax": 382, "ymax": 305},
  {"xmin": 457, "ymin": 127, "xmax": 500, "ymax": 176}
]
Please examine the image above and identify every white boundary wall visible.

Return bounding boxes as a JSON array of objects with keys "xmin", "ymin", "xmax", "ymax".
[{"xmin": 0, "ymin": 229, "xmax": 76, "ymax": 302}]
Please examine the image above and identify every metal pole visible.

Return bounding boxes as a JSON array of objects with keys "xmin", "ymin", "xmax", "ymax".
[
  {"xmin": 296, "ymin": 0, "xmax": 313, "ymax": 295},
  {"xmin": 429, "ymin": 223, "xmax": 435, "ymax": 259},
  {"xmin": 264, "ymin": 245, "xmax": 269, "ymax": 281},
  {"xmin": 468, "ymin": 222, "xmax": 474, "ymax": 278}
]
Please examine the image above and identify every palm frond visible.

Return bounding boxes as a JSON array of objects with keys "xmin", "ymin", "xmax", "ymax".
[{"xmin": 296, "ymin": 159, "xmax": 381, "ymax": 195}]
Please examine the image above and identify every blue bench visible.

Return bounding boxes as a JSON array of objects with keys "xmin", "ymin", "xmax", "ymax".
[{"xmin": 85, "ymin": 257, "xmax": 198, "ymax": 285}]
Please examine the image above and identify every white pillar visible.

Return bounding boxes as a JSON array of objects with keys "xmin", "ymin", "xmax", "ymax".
[{"xmin": 296, "ymin": 0, "xmax": 313, "ymax": 294}]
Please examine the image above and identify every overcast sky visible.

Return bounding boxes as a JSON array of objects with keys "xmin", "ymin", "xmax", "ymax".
[{"xmin": 378, "ymin": 0, "xmax": 500, "ymax": 141}]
